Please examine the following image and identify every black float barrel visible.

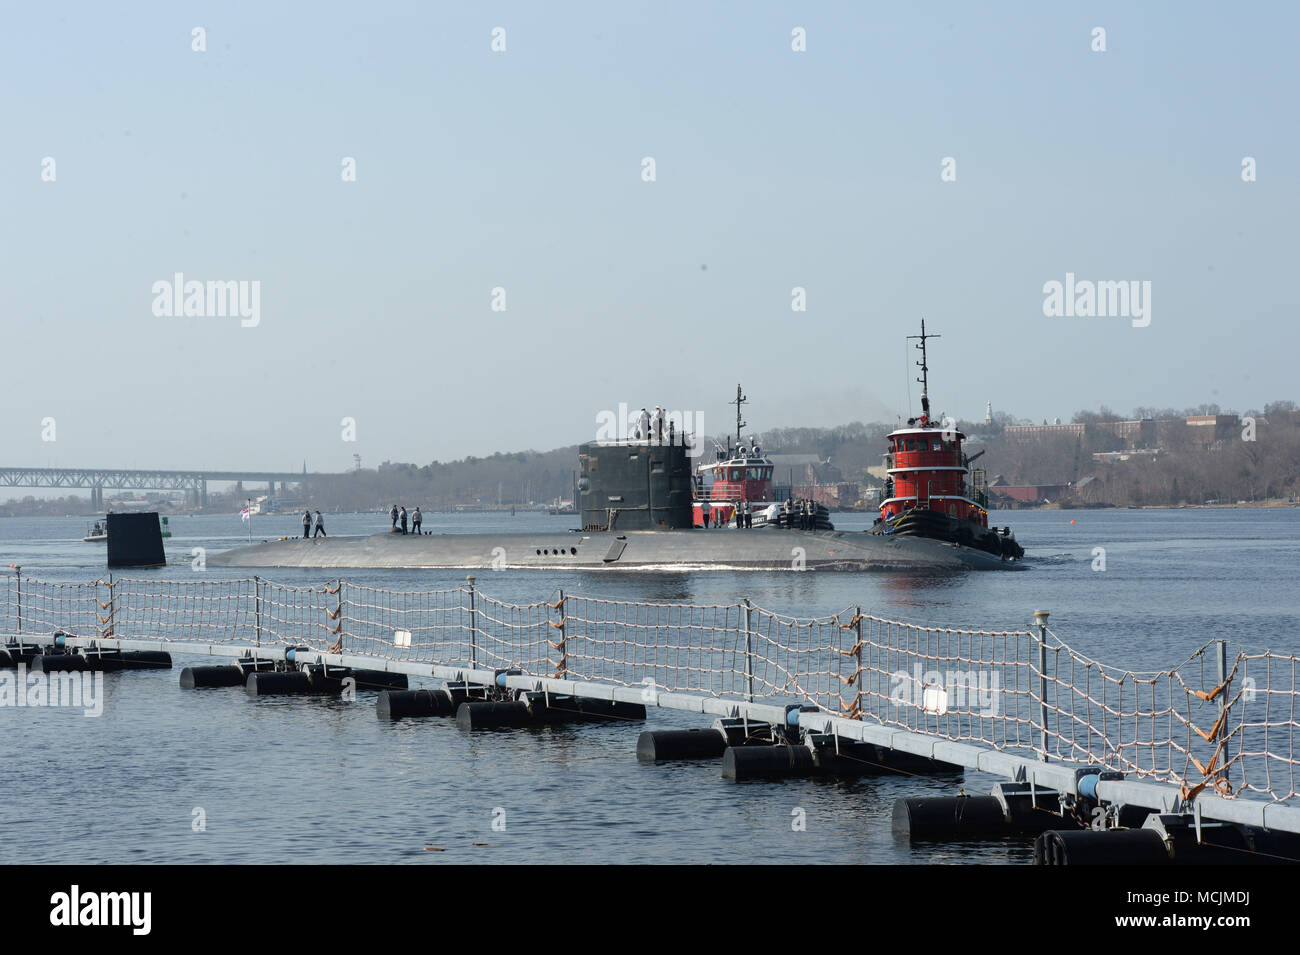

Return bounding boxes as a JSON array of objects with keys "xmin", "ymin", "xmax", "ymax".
[
  {"xmin": 180, "ymin": 665, "xmax": 247, "ymax": 688},
  {"xmin": 105, "ymin": 651, "xmax": 172, "ymax": 670},
  {"xmin": 637, "ymin": 728, "xmax": 728, "ymax": 762},
  {"xmin": 303, "ymin": 665, "xmax": 348, "ymax": 693},
  {"xmin": 574, "ymin": 699, "xmax": 646, "ymax": 721},
  {"xmin": 377, "ymin": 688, "xmax": 458, "ymax": 720},
  {"xmin": 721, "ymin": 744, "xmax": 818, "ymax": 781},
  {"xmin": 1034, "ymin": 828, "xmax": 1170, "ymax": 865},
  {"xmin": 456, "ymin": 700, "xmax": 532, "ymax": 730},
  {"xmin": 32, "ymin": 653, "xmax": 90, "ymax": 672},
  {"xmin": 0, "ymin": 644, "xmax": 41, "ymax": 668},
  {"xmin": 36, "ymin": 650, "xmax": 171, "ymax": 672},
  {"xmin": 245, "ymin": 670, "xmax": 313, "ymax": 696},
  {"xmin": 350, "ymin": 669, "xmax": 409, "ymax": 691},
  {"xmin": 891, "ymin": 795, "xmax": 1009, "ymax": 839}
]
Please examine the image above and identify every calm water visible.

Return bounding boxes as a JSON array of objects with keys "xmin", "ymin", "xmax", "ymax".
[{"xmin": 2, "ymin": 508, "xmax": 1297, "ymax": 864}]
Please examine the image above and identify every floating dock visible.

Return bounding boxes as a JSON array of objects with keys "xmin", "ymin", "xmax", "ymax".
[{"xmin": 4, "ymin": 571, "xmax": 1298, "ymax": 863}]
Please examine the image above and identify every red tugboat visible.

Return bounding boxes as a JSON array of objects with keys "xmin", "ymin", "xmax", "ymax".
[
  {"xmin": 693, "ymin": 385, "xmax": 833, "ymax": 530},
  {"xmin": 872, "ymin": 322, "xmax": 1024, "ymax": 560}
]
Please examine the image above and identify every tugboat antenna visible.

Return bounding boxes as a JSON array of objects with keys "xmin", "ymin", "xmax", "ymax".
[
  {"xmin": 907, "ymin": 319, "xmax": 940, "ymax": 421},
  {"xmin": 731, "ymin": 383, "xmax": 747, "ymax": 446}
]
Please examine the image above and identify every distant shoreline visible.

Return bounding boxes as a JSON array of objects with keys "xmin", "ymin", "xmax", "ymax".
[{"xmin": 1000, "ymin": 499, "xmax": 1299, "ymax": 512}]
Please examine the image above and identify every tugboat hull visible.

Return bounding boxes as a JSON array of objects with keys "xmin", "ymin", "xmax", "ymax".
[{"xmin": 875, "ymin": 509, "xmax": 1024, "ymax": 560}]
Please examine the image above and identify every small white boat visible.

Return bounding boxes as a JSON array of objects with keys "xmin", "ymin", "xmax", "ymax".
[{"xmin": 83, "ymin": 520, "xmax": 107, "ymax": 543}]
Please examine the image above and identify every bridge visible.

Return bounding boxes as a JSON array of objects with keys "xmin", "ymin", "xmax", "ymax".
[{"xmin": 0, "ymin": 467, "xmax": 309, "ymax": 507}]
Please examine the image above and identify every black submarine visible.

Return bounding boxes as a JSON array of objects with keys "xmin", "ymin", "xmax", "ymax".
[{"xmin": 212, "ymin": 326, "xmax": 1024, "ymax": 573}]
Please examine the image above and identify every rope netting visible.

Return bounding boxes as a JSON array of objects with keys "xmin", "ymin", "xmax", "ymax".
[
  {"xmin": 0, "ymin": 576, "xmax": 100, "ymax": 639},
  {"xmin": 1, "ymin": 573, "xmax": 1295, "ymax": 803},
  {"xmin": 1040, "ymin": 630, "xmax": 1300, "ymax": 803},
  {"xmin": 1211, "ymin": 650, "xmax": 1299, "ymax": 804},
  {"xmin": 561, "ymin": 596, "xmax": 746, "ymax": 696},
  {"xmin": 338, "ymin": 582, "xmax": 465, "ymax": 662},
  {"xmin": 855, "ymin": 614, "xmax": 1038, "ymax": 754}
]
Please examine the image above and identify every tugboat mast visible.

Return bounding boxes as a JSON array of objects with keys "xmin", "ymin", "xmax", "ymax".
[
  {"xmin": 730, "ymin": 383, "xmax": 748, "ymax": 447},
  {"xmin": 907, "ymin": 319, "xmax": 940, "ymax": 421}
]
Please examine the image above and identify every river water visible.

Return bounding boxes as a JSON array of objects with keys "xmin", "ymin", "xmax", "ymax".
[{"xmin": 2, "ymin": 507, "xmax": 1296, "ymax": 863}]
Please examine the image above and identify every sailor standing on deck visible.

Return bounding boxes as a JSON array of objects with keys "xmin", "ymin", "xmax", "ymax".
[
  {"xmin": 314, "ymin": 510, "xmax": 326, "ymax": 537},
  {"xmin": 302, "ymin": 510, "xmax": 312, "ymax": 539},
  {"xmin": 744, "ymin": 500, "xmax": 753, "ymax": 529},
  {"xmin": 399, "ymin": 506, "xmax": 408, "ymax": 535},
  {"xmin": 700, "ymin": 500, "xmax": 709, "ymax": 529},
  {"xmin": 390, "ymin": 504, "xmax": 398, "ymax": 529},
  {"xmin": 637, "ymin": 408, "xmax": 651, "ymax": 441},
  {"xmin": 654, "ymin": 406, "xmax": 665, "ymax": 443},
  {"xmin": 412, "ymin": 506, "xmax": 422, "ymax": 535}
]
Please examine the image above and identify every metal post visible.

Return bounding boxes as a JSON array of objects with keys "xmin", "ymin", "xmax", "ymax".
[
  {"xmin": 14, "ymin": 565, "xmax": 21, "ymax": 634},
  {"xmin": 254, "ymin": 576, "xmax": 262, "ymax": 648},
  {"xmin": 336, "ymin": 578, "xmax": 345, "ymax": 650},
  {"xmin": 466, "ymin": 576, "xmax": 478, "ymax": 669},
  {"xmin": 743, "ymin": 597, "xmax": 754, "ymax": 703},
  {"xmin": 554, "ymin": 588, "xmax": 567, "ymax": 678},
  {"xmin": 105, "ymin": 571, "xmax": 115, "ymax": 637},
  {"xmin": 1034, "ymin": 610, "xmax": 1050, "ymax": 761},
  {"xmin": 854, "ymin": 604, "xmax": 863, "ymax": 719},
  {"xmin": 1215, "ymin": 637, "xmax": 1229, "ymax": 789},
  {"xmin": 1215, "ymin": 639, "xmax": 1228, "ymax": 714}
]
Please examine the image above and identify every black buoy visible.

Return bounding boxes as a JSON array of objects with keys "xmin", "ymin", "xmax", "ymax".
[
  {"xmin": 1035, "ymin": 828, "xmax": 1171, "ymax": 865},
  {"xmin": 455, "ymin": 700, "xmax": 533, "ymax": 730},
  {"xmin": 180, "ymin": 665, "xmax": 247, "ymax": 688},
  {"xmin": 377, "ymin": 688, "xmax": 460, "ymax": 720},
  {"xmin": 99, "ymin": 650, "xmax": 172, "ymax": 671},
  {"xmin": 32, "ymin": 653, "xmax": 90, "ymax": 672},
  {"xmin": 636, "ymin": 728, "xmax": 728, "ymax": 762},
  {"xmin": 350, "ymin": 669, "xmax": 409, "ymax": 691},
  {"xmin": 302, "ymin": 664, "xmax": 350, "ymax": 693},
  {"xmin": 562, "ymin": 697, "xmax": 647, "ymax": 722},
  {"xmin": 0, "ymin": 643, "xmax": 41, "ymax": 668},
  {"xmin": 32, "ymin": 650, "xmax": 170, "ymax": 672},
  {"xmin": 891, "ymin": 795, "xmax": 1011, "ymax": 839},
  {"xmin": 721, "ymin": 744, "xmax": 817, "ymax": 781},
  {"xmin": 235, "ymin": 658, "xmax": 277, "ymax": 678},
  {"xmin": 245, "ymin": 670, "xmax": 313, "ymax": 696}
]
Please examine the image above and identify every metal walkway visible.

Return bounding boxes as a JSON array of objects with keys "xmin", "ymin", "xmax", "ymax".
[{"xmin": 5, "ymin": 571, "xmax": 1299, "ymax": 836}]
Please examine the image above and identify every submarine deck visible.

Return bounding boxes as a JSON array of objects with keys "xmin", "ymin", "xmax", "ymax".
[{"xmin": 208, "ymin": 528, "xmax": 1024, "ymax": 571}]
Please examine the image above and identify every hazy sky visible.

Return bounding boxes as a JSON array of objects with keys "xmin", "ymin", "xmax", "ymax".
[{"xmin": 3, "ymin": 2, "xmax": 1296, "ymax": 473}]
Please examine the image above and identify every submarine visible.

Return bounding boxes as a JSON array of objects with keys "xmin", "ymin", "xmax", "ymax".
[{"xmin": 211, "ymin": 323, "xmax": 1024, "ymax": 573}]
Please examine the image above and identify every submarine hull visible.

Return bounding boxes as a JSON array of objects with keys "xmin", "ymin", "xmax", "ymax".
[{"xmin": 209, "ymin": 528, "xmax": 1024, "ymax": 572}]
